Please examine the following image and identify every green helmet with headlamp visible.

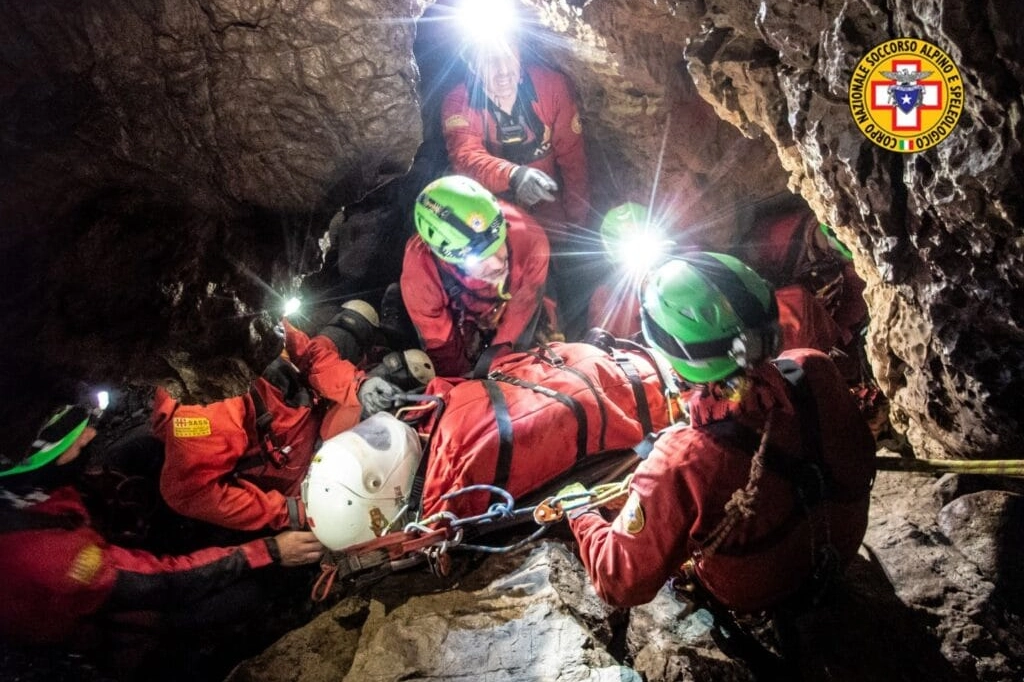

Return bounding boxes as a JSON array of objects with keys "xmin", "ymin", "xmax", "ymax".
[
  {"xmin": 640, "ymin": 253, "xmax": 780, "ymax": 384},
  {"xmin": 415, "ymin": 175, "xmax": 508, "ymax": 267},
  {"xmin": 600, "ymin": 202, "xmax": 648, "ymax": 260},
  {"xmin": 0, "ymin": 405, "xmax": 92, "ymax": 479}
]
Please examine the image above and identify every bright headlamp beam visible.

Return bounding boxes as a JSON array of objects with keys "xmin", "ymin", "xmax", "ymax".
[
  {"xmin": 283, "ymin": 297, "xmax": 301, "ymax": 317},
  {"xmin": 614, "ymin": 233, "xmax": 670, "ymax": 273},
  {"xmin": 456, "ymin": 0, "xmax": 519, "ymax": 48},
  {"xmin": 95, "ymin": 390, "xmax": 110, "ymax": 412}
]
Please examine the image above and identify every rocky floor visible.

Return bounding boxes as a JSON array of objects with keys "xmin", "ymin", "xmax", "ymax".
[{"xmin": 3, "ymin": 449, "xmax": 1023, "ymax": 682}]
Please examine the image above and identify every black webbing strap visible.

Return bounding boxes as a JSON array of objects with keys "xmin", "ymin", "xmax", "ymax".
[
  {"xmin": 482, "ymin": 381, "xmax": 516, "ymax": 506},
  {"xmin": 522, "ymin": 348, "xmax": 609, "ymax": 452},
  {"xmin": 489, "ymin": 371, "xmax": 589, "ymax": 464},
  {"xmin": 0, "ymin": 508, "xmax": 84, "ymax": 532},
  {"xmin": 406, "ymin": 398, "xmax": 447, "ymax": 517},
  {"xmin": 243, "ymin": 387, "xmax": 289, "ymax": 470},
  {"xmin": 611, "ymin": 349, "xmax": 654, "ymax": 436},
  {"xmin": 771, "ymin": 358, "xmax": 831, "ymax": 502},
  {"xmin": 470, "ymin": 341, "xmax": 512, "ymax": 379}
]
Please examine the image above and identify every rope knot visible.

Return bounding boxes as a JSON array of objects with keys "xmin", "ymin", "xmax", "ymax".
[{"xmin": 725, "ymin": 487, "xmax": 758, "ymax": 518}]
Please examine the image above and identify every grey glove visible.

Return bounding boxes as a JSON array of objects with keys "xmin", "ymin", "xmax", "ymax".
[
  {"xmin": 510, "ymin": 166, "xmax": 558, "ymax": 207},
  {"xmin": 357, "ymin": 376, "xmax": 401, "ymax": 417}
]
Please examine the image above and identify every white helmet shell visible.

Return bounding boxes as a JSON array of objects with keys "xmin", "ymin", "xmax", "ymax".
[
  {"xmin": 402, "ymin": 349, "xmax": 436, "ymax": 387},
  {"xmin": 341, "ymin": 299, "xmax": 380, "ymax": 328},
  {"xmin": 302, "ymin": 412, "xmax": 422, "ymax": 550}
]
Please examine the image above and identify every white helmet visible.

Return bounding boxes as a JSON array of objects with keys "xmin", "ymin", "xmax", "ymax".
[
  {"xmin": 341, "ymin": 299, "xmax": 380, "ymax": 328},
  {"xmin": 401, "ymin": 349, "xmax": 435, "ymax": 387},
  {"xmin": 302, "ymin": 412, "xmax": 422, "ymax": 551}
]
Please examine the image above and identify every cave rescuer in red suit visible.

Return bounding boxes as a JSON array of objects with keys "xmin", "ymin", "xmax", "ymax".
[
  {"xmin": 733, "ymin": 206, "xmax": 869, "ymax": 384},
  {"xmin": 399, "ymin": 174, "xmax": 557, "ymax": 378},
  {"xmin": 589, "ymin": 202, "xmax": 864, "ymax": 369},
  {"xmin": 442, "ymin": 38, "xmax": 589, "ymax": 235},
  {"xmin": 441, "ymin": 22, "xmax": 593, "ymax": 337},
  {"xmin": 0, "ymin": 400, "xmax": 324, "ymax": 655},
  {"xmin": 151, "ymin": 301, "xmax": 408, "ymax": 533},
  {"xmin": 563, "ymin": 253, "xmax": 876, "ymax": 625}
]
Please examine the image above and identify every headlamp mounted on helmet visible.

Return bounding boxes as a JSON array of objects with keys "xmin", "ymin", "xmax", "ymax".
[{"xmin": 417, "ymin": 192, "xmax": 506, "ymax": 264}]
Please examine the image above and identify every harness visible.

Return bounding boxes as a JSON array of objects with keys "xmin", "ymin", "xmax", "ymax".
[
  {"xmin": 435, "ymin": 256, "xmax": 511, "ymax": 358},
  {"xmin": 470, "ymin": 70, "xmax": 549, "ymax": 165},
  {"xmin": 235, "ymin": 360, "xmax": 316, "ymax": 474},
  {"xmin": 668, "ymin": 359, "xmax": 843, "ymax": 612}
]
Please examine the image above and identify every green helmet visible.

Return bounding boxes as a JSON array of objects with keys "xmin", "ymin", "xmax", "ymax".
[
  {"xmin": 600, "ymin": 202, "xmax": 648, "ymax": 260},
  {"xmin": 640, "ymin": 252, "xmax": 780, "ymax": 384},
  {"xmin": 0, "ymin": 405, "xmax": 90, "ymax": 478},
  {"xmin": 819, "ymin": 223, "xmax": 854, "ymax": 261},
  {"xmin": 414, "ymin": 176, "xmax": 508, "ymax": 266}
]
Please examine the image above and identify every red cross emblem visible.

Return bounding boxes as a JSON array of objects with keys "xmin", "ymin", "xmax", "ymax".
[{"xmin": 869, "ymin": 59, "xmax": 943, "ymax": 131}]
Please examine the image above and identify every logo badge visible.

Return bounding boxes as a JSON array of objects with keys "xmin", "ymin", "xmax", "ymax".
[
  {"xmin": 849, "ymin": 38, "xmax": 964, "ymax": 153},
  {"xmin": 172, "ymin": 416, "xmax": 212, "ymax": 438},
  {"xmin": 67, "ymin": 544, "xmax": 103, "ymax": 585},
  {"xmin": 621, "ymin": 492, "xmax": 646, "ymax": 534},
  {"xmin": 444, "ymin": 114, "xmax": 470, "ymax": 130}
]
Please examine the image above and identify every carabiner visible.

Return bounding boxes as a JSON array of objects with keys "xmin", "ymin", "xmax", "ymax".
[{"xmin": 532, "ymin": 498, "xmax": 564, "ymax": 525}]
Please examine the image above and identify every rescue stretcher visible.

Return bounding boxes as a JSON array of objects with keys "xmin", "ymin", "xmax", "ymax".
[{"xmin": 303, "ymin": 340, "xmax": 686, "ymax": 600}]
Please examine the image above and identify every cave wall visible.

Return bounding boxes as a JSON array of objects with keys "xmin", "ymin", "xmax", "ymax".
[
  {"xmin": 672, "ymin": 0, "xmax": 1023, "ymax": 458},
  {"xmin": 0, "ymin": 0, "xmax": 424, "ymax": 457}
]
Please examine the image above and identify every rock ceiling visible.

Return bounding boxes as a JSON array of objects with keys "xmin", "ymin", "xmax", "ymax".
[{"xmin": 0, "ymin": 0, "xmax": 1021, "ymax": 464}]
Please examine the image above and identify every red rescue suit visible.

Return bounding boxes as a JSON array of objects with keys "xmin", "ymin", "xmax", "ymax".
[
  {"xmin": 418, "ymin": 342, "xmax": 674, "ymax": 518},
  {"xmin": 442, "ymin": 63, "xmax": 590, "ymax": 230},
  {"xmin": 742, "ymin": 211, "xmax": 868, "ymax": 348},
  {"xmin": 400, "ymin": 200, "xmax": 554, "ymax": 378},
  {"xmin": 152, "ymin": 325, "xmax": 364, "ymax": 531},
  {"xmin": 569, "ymin": 349, "xmax": 875, "ymax": 614},
  {"xmin": 0, "ymin": 485, "xmax": 275, "ymax": 645}
]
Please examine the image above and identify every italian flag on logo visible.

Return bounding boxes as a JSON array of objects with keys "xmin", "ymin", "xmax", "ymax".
[{"xmin": 898, "ymin": 139, "xmax": 915, "ymax": 151}]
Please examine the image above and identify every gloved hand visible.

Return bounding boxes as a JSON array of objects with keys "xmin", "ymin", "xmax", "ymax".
[
  {"xmin": 510, "ymin": 166, "xmax": 558, "ymax": 207},
  {"xmin": 357, "ymin": 376, "xmax": 401, "ymax": 417}
]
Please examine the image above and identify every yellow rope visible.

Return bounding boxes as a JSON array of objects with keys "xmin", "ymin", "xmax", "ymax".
[{"xmin": 876, "ymin": 456, "xmax": 1024, "ymax": 478}]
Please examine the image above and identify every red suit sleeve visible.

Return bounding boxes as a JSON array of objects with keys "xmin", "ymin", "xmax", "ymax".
[
  {"xmin": 532, "ymin": 66, "xmax": 590, "ymax": 227},
  {"xmin": 491, "ymin": 204, "xmax": 551, "ymax": 346},
  {"xmin": 831, "ymin": 263, "xmax": 868, "ymax": 344},
  {"xmin": 0, "ymin": 488, "xmax": 275, "ymax": 644},
  {"xmin": 400, "ymin": 236, "xmax": 472, "ymax": 377},
  {"xmin": 156, "ymin": 391, "xmax": 293, "ymax": 531},
  {"xmin": 568, "ymin": 432, "xmax": 697, "ymax": 607},
  {"xmin": 284, "ymin": 321, "xmax": 363, "ymax": 407},
  {"xmin": 103, "ymin": 536, "xmax": 275, "ymax": 610},
  {"xmin": 441, "ymin": 82, "xmax": 518, "ymax": 194}
]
